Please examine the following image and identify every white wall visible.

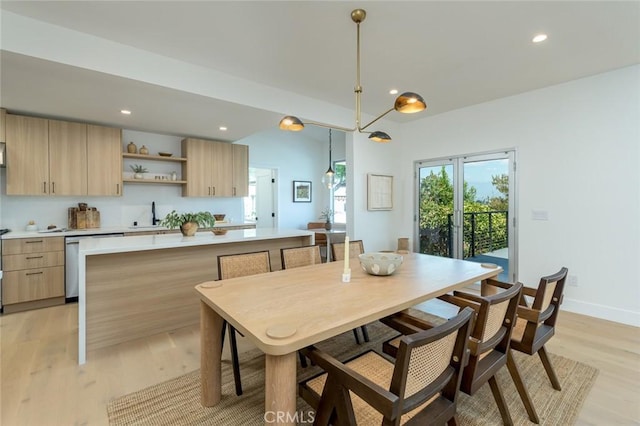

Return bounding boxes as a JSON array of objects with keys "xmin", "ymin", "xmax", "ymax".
[{"xmin": 379, "ymin": 65, "xmax": 639, "ymax": 326}]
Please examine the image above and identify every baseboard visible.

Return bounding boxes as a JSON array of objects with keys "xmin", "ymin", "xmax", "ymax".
[{"xmin": 561, "ymin": 298, "xmax": 639, "ymax": 327}]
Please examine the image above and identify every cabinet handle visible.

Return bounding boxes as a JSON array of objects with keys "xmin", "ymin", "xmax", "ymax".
[
  {"xmin": 43, "ymin": 182, "xmax": 47, "ymax": 193},
  {"xmin": 117, "ymin": 183, "xmax": 120, "ymax": 195},
  {"xmin": 208, "ymin": 187, "xmax": 211, "ymax": 196},
  {"xmin": 25, "ymin": 240, "xmax": 44, "ymax": 244},
  {"xmin": 52, "ymin": 182, "xmax": 56, "ymax": 193},
  {"xmin": 26, "ymin": 256, "xmax": 44, "ymax": 259},
  {"xmin": 26, "ymin": 271, "xmax": 44, "ymax": 276},
  {"xmin": 233, "ymin": 187, "xmax": 236, "ymax": 196},
  {"xmin": 212, "ymin": 186, "xmax": 216, "ymax": 196}
]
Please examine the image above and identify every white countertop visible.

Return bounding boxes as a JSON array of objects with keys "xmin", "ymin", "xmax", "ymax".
[
  {"xmin": 0, "ymin": 222, "xmax": 256, "ymax": 239},
  {"xmin": 79, "ymin": 228, "xmax": 314, "ymax": 256}
]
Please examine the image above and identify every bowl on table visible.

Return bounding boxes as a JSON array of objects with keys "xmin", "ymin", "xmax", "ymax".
[
  {"xmin": 212, "ymin": 229, "xmax": 228, "ymax": 236},
  {"xmin": 358, "ymin": 252, "xmax": 404, "ymax": 276}
]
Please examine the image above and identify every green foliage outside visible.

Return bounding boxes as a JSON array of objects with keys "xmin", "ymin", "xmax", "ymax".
[{"xmin": 419, "ymin": 167, "xmax": 509, "ymax": 258}]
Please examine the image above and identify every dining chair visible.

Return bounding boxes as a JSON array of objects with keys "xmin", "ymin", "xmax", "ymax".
[
  {"xmin": 330, "ymin": 239, "xmax": 365, "ymax": 262},
  {"xmin": 217, "ymin": 250, "xmax": 271, "ymax": 396},
  {"xmin": 280, "ymin": 245, "xmax": 323, "ymax": 269},
  {"xmin": 382, "ymin": 280, "xmax": 535, "ymax": 425},
  {"xmin": 330, "ymin": 239, "xmax": 369, "ymax": 343},
  {"xmin": 299, "ymin": 307, "xmax": 475, "ymax": 425},
  {"xmin": 489, "ymin": 267, "xmax": 568, "ymax": 392}
]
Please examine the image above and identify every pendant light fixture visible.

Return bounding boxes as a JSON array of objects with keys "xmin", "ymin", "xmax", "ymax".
[
  {"xmin": 322, "ymin": 129, "xmax": 338, "ymax": 189},
  {"xmin": 279, "ymin": 8, "xmax": 427, "ymax": 143}
]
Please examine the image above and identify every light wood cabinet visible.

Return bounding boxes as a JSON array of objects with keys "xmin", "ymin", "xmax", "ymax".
[
  {"xmin": 6, "ymin": 114, "xmax": 123, "ymax": 196},
  {"xmin": 6, "ymin": 115, "xmax": 49, "ymax": 195},
  {"xmin": 0, "ymin": 108, "xmax": 6, "ymax": 142},
  {"xmin": 232, "ymin": 144, "xmax": 249, "ymax": 197},
  {"xmin": 48, "ymin": 119, "xmax": 88, "ymax": 196},
  {"xmin": 182, "ymin": 138, "xmax": 248, "ymax": 197},
  {"xmin": 1, "ymin": 237, "xmax": 65, "ymax": 313},
  {"xmin": 88, "ymin": 125, "xmax": 122, "ymax": 196}
]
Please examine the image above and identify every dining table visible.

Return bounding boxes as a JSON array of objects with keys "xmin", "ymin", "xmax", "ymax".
[{"xmin": 196, "ymin": 252, "xmax": 502, "ymax": 425}]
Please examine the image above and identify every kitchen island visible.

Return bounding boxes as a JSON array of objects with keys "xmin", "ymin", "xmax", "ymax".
[{"xmin": 77, "ymin": 228, "xmax": 313, "ymax": 364}]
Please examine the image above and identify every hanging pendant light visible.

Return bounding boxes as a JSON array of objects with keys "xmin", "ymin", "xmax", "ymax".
[
  {"xmin": 279, "ymin": 9, "xmax": 427, "ymax": 142},
  {"xmin": 322, "ymin": 129, "xmax": 338, "ymax": 189}
]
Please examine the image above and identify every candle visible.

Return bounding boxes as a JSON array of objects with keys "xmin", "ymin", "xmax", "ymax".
[{"xmin": 344, "ymin": 236, "xmax": 350, "ymax": 273}]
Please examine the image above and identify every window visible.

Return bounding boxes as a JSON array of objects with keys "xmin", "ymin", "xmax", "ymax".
[{"xmin": 333, "ymin": 161, "xmax": 346, "ymax": 224}]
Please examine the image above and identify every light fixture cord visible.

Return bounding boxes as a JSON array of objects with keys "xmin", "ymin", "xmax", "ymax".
[{"xmin": 355, "ymin": 20, "xmax": 362, "ymax": 131}]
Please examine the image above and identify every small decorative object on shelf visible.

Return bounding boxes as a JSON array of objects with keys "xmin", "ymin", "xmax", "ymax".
[
  {"xmin": 127, "ymin": 141, "xmax": 137, "ymax": 153},
  {"xmin": 319, "ymin": 207, "xmax": 333, "ymax": 230},
  {"xmin": 139, "ymin": 145, "xmax": 149, "ymax": 155},
  {"xmin": 171, "ymin": 171, "xmax": 177, "ymax": 181},
  {"xmin": 130, "ymin": 164, "xmax": 148, "ymax": 179},
  {"xmin": 161, "ymin": 210, "xmax": 216, "ymax": 237}
]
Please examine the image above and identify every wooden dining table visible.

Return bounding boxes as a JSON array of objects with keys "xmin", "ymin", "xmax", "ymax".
[{"xmin": 196, "ymin": 252, "xmax": 502, "ymax": 425}]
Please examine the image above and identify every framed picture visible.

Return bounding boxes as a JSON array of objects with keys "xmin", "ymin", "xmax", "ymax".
[
  {"xmin": 367, "ymin": 173, "xmax": 393, "ymax": 211},
  {"xmin": 293, "ymin": 180, "xmax": 312, "ymax": 202}
]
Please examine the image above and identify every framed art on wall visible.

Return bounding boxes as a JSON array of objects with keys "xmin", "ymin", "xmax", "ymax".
[
  {"xmin": 293, "ymin": 180, "xmax": 312, "ymax": 202},
  {"xmin": 367, "ymin": 173, "xmax": 393, "ymax": 210}
]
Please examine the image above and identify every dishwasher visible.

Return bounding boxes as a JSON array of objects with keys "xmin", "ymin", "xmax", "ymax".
[{"xmin": 65, "ymin": 233, "xmax": 124, "ymax": 302}]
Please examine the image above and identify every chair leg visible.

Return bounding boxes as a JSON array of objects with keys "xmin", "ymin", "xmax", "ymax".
[
  {"xmin": 352, "ymin": 328, "xmax": 361, "ymax": 344},
  {"xmin": 507, "ymin": 351, "xmax": 540, "ymax": 424},
  {"xmin": 447, "ymin": 414, "xmax": 459, "ymax": 426},
  {"xmin": 360, "ymin": 325, "xmax": 370, "ymax": 342},
  {"xmin": 298, "ymin": 350, "xmax": 308, "ymax": 368},
  {"xmin": 487, "ymin": 375, "xmax": 513, "ymax": 426},
  {"xmin": 538, "ymin": 346, "xmax": 562, "ymax": 391},
  {"xmin": 228, "ymin": 324, "xmax": 243, "ymax": 396}
]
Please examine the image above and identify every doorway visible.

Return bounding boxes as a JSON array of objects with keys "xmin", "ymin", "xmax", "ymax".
[
  {"xmin": 415, "ymin": 151, "xmax": 516, "ymax": 281},
  {"xmin": 245, "ymin": 167, "xmax": 277, "ymax": 229}
]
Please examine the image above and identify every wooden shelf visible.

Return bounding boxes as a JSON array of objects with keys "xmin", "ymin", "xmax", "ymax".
[
  {"xmin": 122, "ymin": 153, "xmax": 187, "ymax": 162},
  {"xmin": 123, "ymin": 179, "xmax": 186, "ymax": 185}
]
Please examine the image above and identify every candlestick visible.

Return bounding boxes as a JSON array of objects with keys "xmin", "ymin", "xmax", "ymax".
[{"xmin": 344, "ymin": 236, "xmax": 350, "ymax": 273}]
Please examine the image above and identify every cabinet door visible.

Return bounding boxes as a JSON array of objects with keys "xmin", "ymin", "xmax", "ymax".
[
  {"xmin": 232, "ymin": 144, "xmax": 249, "ymax": 197},
  {"xmin": 87, "ymin": 125, "xmax": 122, "ymax": 196},
  {"xmin": 211, "ymin": 141, "xmax": 233, "ymax": 197},
  {"xmin": 49, "ymin": 119, "xmax": 87, "ymax": 196},
  {"xmin": 6, "ymin": 115, "xmax": 49, "ymax": 195},
  {"xmin": 182, "ymin": 138, "xmax": 212, "ymax": 196},
  {"xmin": 2, "ymin": 266, "xmax": 65, "ymax": 304}
]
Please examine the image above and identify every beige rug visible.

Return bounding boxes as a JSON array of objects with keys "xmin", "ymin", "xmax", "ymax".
[{"xmin": 108, "ymin": 321, "xmax": 598, "ymax": 425}]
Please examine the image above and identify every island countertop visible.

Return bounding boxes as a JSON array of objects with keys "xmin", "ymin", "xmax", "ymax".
[{"xmin": 78, "ymin": 228, "xmax": 314, "ymax": 255}]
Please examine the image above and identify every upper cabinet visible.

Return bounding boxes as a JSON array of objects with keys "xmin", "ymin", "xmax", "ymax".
[
  {"xmin": 88, "ymin": 125, "xmax": 122, "ymax": 196},
  {"xmin": 181, "ymin": 138, "xmax": 248, "ymax": 198},
  {"xmin": 48, "ymin": 119, "xmax": 88, "ymax": 196},
  {"xmin": 6, "ymin": 115, "xmax": 50, "ymax": 195},
  {"xmin": 0, "ymin": 108, "xmax": 6, "ymax": 143},
  {"xmin": 6, "ymin": 114, "xmax": 122, "ymax": 196}
]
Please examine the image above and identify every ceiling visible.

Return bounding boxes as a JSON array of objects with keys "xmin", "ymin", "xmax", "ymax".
[{"xmin": 1, "ymin": 1, "xmax": 639, "ymax": 142}]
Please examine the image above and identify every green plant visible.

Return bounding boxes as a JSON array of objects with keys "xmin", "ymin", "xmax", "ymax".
[
  {"xmin": 130, "ymin": 164, "xmax": 148, "ymax": 173},
  {"xmin": 161, "ymin": 210, "xmax": 216, "ymax": 229},
  {"xmin": 319, "ymin": 208, "xmax": 334, "ymax": 222}
]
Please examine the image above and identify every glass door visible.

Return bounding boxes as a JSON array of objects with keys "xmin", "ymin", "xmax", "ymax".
[{"xmin": 415, "ymin": 151, "xmax": 516, "ymax": 281}]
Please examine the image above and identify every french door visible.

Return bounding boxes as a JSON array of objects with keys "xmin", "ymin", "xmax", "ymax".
[{"xmin": 415, "ymin": 151, "xmax": 516, "ymax": 281}]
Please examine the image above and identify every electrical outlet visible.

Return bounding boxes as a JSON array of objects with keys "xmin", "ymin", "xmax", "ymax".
[{"xmin": 567, "ymin": 275, "xmax": 578, "ymax": 287}]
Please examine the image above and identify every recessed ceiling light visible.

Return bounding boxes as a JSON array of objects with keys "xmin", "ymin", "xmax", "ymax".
[
  {"xmin": 389, "ymin": 89, "xmax": 398, "ymax": 95},
  {"xmin": 120, "ymin": 109, "xmax": 131, "ymax": 115},
  {"xmin": 219, "ymin": 126, "xmax": 228, "ymax": 131},
  {"xmin": 532, "ymin": 34, "xmax": 548, "ymax": 43}
]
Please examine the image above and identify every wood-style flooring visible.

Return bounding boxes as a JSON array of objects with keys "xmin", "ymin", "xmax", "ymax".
[{"xmin": 1, "ymin": 301, "xmax": 638, "ymax": 425}]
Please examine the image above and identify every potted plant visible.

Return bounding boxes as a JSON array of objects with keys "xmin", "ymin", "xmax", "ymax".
[
  {"xmin": 161, "ymin": 210, "xmax": 216, "ymax": 236},
  {"xmin": 319, "ymin": 207, "xmax": 334, "ymax": 230},
  {"xmin": 130, "ymin": 164, "xmax": 148, "ymax": 179}
]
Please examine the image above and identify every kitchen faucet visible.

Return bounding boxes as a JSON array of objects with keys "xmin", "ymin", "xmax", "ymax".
[{"xmin": 152, "ymin": 201, "xmax": 160, "ymax": 225}]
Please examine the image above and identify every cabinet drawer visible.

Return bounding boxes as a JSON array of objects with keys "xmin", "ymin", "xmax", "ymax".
[
  {"xmin": 1, "ymin": 266, "xmax": 65, "ymax": 305},
  {"xmin": 2, "ymin": 251, "xmax": 64, "ymax": 271},
  {"xmin": 2, "ymin": 237, "xmax": 64, "ymax": 255}
]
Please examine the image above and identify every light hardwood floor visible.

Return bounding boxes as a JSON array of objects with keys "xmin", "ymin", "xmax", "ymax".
[{"xmin": 1, "ymin": 302, "xmax": 638, "ymax": 425}]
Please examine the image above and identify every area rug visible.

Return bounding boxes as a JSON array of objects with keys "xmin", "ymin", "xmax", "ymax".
[{"xmin": 107, "ymin": 321, "xmax": 598, "ymax": 425}]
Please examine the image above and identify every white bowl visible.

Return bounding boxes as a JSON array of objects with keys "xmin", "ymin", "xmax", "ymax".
[{"xmin": 358, "ymin": 252, "xmax": 404, "ymax": 276}]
